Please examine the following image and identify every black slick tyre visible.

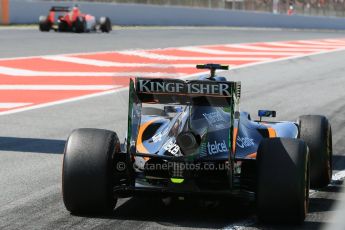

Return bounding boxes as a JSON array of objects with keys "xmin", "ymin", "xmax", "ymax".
[
  {"xmin": 62, "ymin": 128, "xmax": 120, "ymax": 214},
  {"xmin": 38, "ymin": 16, "xmax": 51, "ymax": 32},
  {"xmin": 99, "ymin": 17, "xmax": 112, "ymax": 33},
  {"xmin": 298, "ymin": 115, "xmax": 332, "ymax": 189},
  {"xmin": 257, "ymin": 138, "xmax": 309, "ymax": 223}
]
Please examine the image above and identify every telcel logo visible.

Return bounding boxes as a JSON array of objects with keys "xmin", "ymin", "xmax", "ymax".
[{"xmin": 207, "ymin": 140, "xmax": 228, "ymax": 155}]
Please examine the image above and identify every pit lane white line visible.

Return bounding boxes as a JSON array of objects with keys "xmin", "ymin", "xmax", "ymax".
[
  {"xmin": 225, "ymin": 44, "xmax": 325, "ymax": 52},
  {"xmin": 177, "ymin": 47, "xmax": 306, "ymax": 56},
  {"xmin": 218, "ymin": 46, "xmax": 345, "ymax": 71},
  {"xmin": 119, "ymin": 51, "xmax": 272, "ymax": 61},
  {"xmin": 0, "ymin": 66, "xmax": 185, "ymax": 77},
  {"xmin": 0, "ymin": 103, "xmax": 32, "ymax": 108},
  {"xmin": 295, "ymin": 40, "xmax": 345, "ymax": 46},
  {"xmin": 42, "ymin": 56, "xmax": 196, "ymax": 68},
  {"xmin": 0, "ymin": 88, "xmax": 126, "ymax": 116},
  {"xmin": 0, "ymin": 85, "xmax": 121, "ymax": 90},
  {"xmin": 268, "ymin": 42, "xmax": 343, "ymax": 49},
  {"xmin": 323, "ymin": 39, "xmax": 345, "ymax": 44}
]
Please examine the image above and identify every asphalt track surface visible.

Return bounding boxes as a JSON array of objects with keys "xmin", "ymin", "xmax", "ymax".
[{"xmin": 1, "ymin": 27, "xmax": 345, "ymax": 230}]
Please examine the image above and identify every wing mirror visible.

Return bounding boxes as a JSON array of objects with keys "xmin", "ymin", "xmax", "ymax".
[{"xmin": 258, "ymin": 110, "xmax": 276, "ymax": 121}]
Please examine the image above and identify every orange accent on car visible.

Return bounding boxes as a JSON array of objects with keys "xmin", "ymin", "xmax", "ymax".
[
  {"xmin": 267, "ymin": 127, "xmax": 277, "ymax": 138},
  {"xmin": 136, "ymin": 118, "xmax": 160, "ymax": 154},
  {"xmin": 246, "ymin": 152, "xmax": 257, "ymax": 159},
  {"xmin": 232, "ymin": 127, "xmax": 238, "ymax": 153}
]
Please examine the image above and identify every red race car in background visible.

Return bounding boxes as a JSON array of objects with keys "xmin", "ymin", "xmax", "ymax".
[{"xmin": 39, "ymin": 5, "xmax": 112, "ymax": 33}]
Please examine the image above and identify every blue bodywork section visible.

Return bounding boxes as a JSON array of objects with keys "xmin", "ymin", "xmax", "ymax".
[{"xmin": 137, "ymin": 108, "xmax": 298, "ymax": 162}]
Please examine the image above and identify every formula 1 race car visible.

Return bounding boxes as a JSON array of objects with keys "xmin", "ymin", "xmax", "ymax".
[
  {"xmin": 38, "ymin": 6, "xmax": 112, "ymax": 33},
  {"xmin": 62, "ymin": 64, "xmax": 332, "ymax": 223}
]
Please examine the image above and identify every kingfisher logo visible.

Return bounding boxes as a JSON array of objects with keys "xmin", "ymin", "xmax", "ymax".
[
  {"xmin": 207, "ymin": 140, "xmax": 228, "ymax": 155},
  {"xmin": 137, "ymin": 79, "xmax": 231, "ymax": 96}
]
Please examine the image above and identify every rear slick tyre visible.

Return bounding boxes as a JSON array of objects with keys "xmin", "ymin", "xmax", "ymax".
[
  {"xmin": 62, "ymin": 128, "xmax": 120, "ymax": 214},
  {"xmin": 257, "ymin": 138, "xmax": 309, "ymax": 223},
  {"xmin": 298, "ymin": 115, "xmax": 332, "ymax": 189}
]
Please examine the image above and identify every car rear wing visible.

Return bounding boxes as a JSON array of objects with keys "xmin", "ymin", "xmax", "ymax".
[
  {"xmin": 50, "ymin": 6, "xmax": 70, "ymax": 12},
  {"xmin": 135, "ymin": 78, "xmax": 239, "ymax": 107},
  {"xmin": 126, "ymin": 77, "xmax": 241, "ymax": 155}
]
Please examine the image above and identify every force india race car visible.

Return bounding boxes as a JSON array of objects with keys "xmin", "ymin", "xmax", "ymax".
[
  {"xmin": 38, "ymin": 6, "xmax": 111, "ymax": 33},
  {"xmin": 62, "ymin": 64, "xmax": 332, "ymax": 223}
]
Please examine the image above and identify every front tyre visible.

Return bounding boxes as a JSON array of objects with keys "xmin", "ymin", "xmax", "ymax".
[
  {"xmin": 38, "ymin": 16, "xmax": 51, "ymax": 32},
  {"xmin": 62, "ymin": 128, "xmax": 120, "ymax": 214},
  {"xmin": 298, "ymin": 115, "xmax": 332, "ymax": 189},
  {"xmin": 257, "ymin": 138, "xmax": 309, "ymax": 223},
  {"xmin": 99, "ymin": 17, "xmax": 112, "ymax": 33}
]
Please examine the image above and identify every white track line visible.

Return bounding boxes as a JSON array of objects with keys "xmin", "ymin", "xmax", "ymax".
[
  {"xmin": 0, "ymin": 103, "xmax": 32, "ymax": 108},
  {"xmin": 0, "ymin": 67, "xmax": 185, "ymax": 77},
  {"xmin": 323, "ymin": 39, "xmax": 345, "ymax": 44},
  {"xmin": 42, "ymin": 55, "xmax": 195, "ymax": 68},
  {"xmin": 207, "ymin": 46, "xmax": 345, "ymax": 76},
  {"xmin": 178, "ymin": 46, "xmax": 306, "ymax": 56},
  {"xmin": 43, "ymin": 56, "xmax": 126, "ymax": 67},
  {"xmin": 267, "ymin": 42, "xmax": 340, "ymax": 49},
  {"xmin": 119, "ymin": 50, "xmax": 272, "ymax": 61},
  {"xmin": 0, "ymin": 85, "xmax": 121, "ymax": 90},
  {"xmin": 296, "ymin": 40, "xmax": 345, "ymax": 46},
  {"xmin": 0, "ymin": 89, "xmax": 126, "ymax": 116},
  {"xmin": 225, "ymin": 44, "xmax": 325, "ymax": 52}
]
